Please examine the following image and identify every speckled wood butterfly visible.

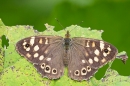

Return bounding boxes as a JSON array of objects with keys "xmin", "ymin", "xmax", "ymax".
[{"xmin": 16, "ymin": 28, "xmax": 118, "ymax": 81}]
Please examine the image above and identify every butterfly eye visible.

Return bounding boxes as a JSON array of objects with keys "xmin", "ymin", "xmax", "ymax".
[
  {"xmin": 103, "ymin": 48, "xmax": 109, "ymax": 53},
  {"xmin": 25, "ymin": 43, "xmax": 30, "ymax": 48}
]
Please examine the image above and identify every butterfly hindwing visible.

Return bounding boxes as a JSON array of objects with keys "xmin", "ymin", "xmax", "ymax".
[
  {"xmin": 68, "ymin": 43, "xmax": 98, "ymax": 81},
  {"xmin": 33, "ymin": 43, "xmax": 65, "ymax": 79},
  {"xmin": 16, "ymin": 36, "xmax": 65, "ymax": 79}
]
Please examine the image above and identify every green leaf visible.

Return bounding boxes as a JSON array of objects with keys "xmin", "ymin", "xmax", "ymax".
[
  {"xmin": 0, "ymin": 38, "xmax": 4, "ymax": 73},
  {"xmin": 0, "ymin": 19, "xmax": 5, "ymax": 26},
  {"xmin": 0, "ymin": 20, "xmax": 129, "ymax": 86},
  {"xmin": 98, "ymin": 69, "xmax": 130, "ymax": 86}
]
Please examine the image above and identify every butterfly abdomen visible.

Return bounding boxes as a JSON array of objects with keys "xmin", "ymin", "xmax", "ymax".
[{"xmin": 63, "ymin": 38, "xmax": 71, "ymax": 66}]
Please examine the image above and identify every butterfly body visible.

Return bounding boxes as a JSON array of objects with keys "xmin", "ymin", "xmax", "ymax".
[
  {"xmin": 64, "ymin": 31, "xmax": 71, "ymax": 53},
  {"xmin": 16, "ymin": 31, "xmax": 118, "ymax": 81}
]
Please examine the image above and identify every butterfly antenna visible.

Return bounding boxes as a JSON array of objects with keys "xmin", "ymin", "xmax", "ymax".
[
  {"xmin": 55, "ymin": 18, "xmax": 66, "ymax": 32},
  {"xmin": 70, "ymin": 21, "xmax": 84, "ymax": 33}
]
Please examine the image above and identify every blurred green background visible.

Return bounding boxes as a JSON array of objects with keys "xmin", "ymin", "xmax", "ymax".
[{"xmin": 0, "ymin": 0, "xmax": 130, "ymax": 79}]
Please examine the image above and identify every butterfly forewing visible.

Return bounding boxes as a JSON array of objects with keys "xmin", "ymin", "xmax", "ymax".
[
  {"xmin": 72, "ymin": 37, "xmax": 118, "ymax": 69},
  {"xmin": 16, "ymin": 36, "xmax": 61, "ymax": 63},
  {"xmin": 16, "ymin": 36, "xmax": 65, "ymax": 79}
]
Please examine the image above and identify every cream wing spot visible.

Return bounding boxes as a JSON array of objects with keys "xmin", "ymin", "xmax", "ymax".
[
  {"xmin": 26, "ymin": 47, "xmax": 30, "ymax": 51},
  {"xmin": 39, "ymin": 55, "xmax": 44, "ymax": 60},
  {"xmin": 103, "ymin": 52, "xmax": 107, "ymax": 57},
  {"xmin": 107, "ymin": 47, "xmax": 111, "ymax": 51},
  {"xmin": 39, "ymin": 38, "xmax": 43, "ymax": 44},
  {"xmin": 88, "ymin": 58, "xmax": 93, "ymax": 64},
  {"xmin": 26, "ymin": 53, "xmax": 31, "ymax": 58},
  {"xmin": 44, "ymin": 50, "xmax": 48, "ymax": 54},
  {"xmin": 30, "ymin": 37, "xmax": 35, "ymax": 46},
  {"xmin": 82, "ymin": 60, "xmax": 86, "ymax": 63},
  {"xmin": 101, "ymin": 58, "xmax": 106, "ymax": 63},
  {"xmin": 94, "ymin": 57, "xmax": 99, "ymax": 62},
  {"xmin": 22, "ymin": 42, "xmax": 27, "ymax": 45},
  {"xmin": 60, "ymin": 70, "xmax": 62, "ymax": 73},
  {"xmin": 34, "ymin": 45, "xmax": 39, "ymax": 51},
  {"xmin": 94, "ymin": 49, "xmax": 100, "ymax": 56},
  {"xmin": 100, "ymin": 41, "xmax": 104, "ymax": 51},
  {"xmin": 45, "ymin": 38, "xmax": 49, "ymax": 44},
  {"xmin": 23, "ymin": 46, "xmax": 27, "ymax": 49},
  {"xmin": 86, "ymin": 40, "xmax": 90, "ymax": 47},
  {"xmin": 34, "ymin": 53, "xmax": 39, "ymax": 58},
  {"xmin": 85, "ymin": 52, "xmax": 89, "ymax": 57},
  {"xmin": 107, "ymin": 45, "xmax": 111, "ymax": 52},
  {"xmin": 46, "ymin": 58, "xmax": 51, "ymax": 61},
  {"xmin": 92, "ymin": 42, "xmax": 95, "ymax": 47}
]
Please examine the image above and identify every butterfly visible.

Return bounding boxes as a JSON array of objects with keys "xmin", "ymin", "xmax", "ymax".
[{"xmin": 16, "ymin": 27, "xmax": 118, "ymax": 81}]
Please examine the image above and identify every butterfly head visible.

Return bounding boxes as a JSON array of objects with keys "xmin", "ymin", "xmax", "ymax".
[{"xmin": 65, "ymin": 30, "xmax": 70, "ymax": 38}]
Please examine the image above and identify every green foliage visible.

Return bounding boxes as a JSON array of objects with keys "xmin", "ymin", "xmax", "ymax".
[
  {"xmin": 0, "ymin": 39, "xmax": 4, "ymax": 73},
  {"xmin": 0, "ymin": 0, "xmax": 130, "ymax": 76},
  {"xmin": 0, "ymin": 20, "xmax": 129, "ymax": 86}
]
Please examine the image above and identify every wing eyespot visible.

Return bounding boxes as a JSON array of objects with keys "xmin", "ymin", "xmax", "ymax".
[
  {"xmin": 103, "ymin": 48, "xmax": 109, "ymax": 53},
  {"xmin": 25, "ymin": 43, "xmax": 30, "ymax": 48},
  {"xmin": 41, "ymin": 63, "xmax": 46, "ymax": 69}
]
